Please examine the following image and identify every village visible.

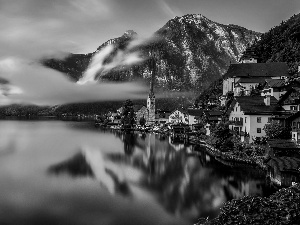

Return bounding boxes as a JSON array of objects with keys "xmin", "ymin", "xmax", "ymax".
[{"xmin": 93, "ymin": 46, "xmax": 300, "ymax": 191}]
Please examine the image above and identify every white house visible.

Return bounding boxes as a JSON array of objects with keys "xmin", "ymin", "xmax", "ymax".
[
  {"xmin": 168, "ymin": 110, "xmax": 187, "ymax": 124},
  {"xmin": 222, "ymin": 62, "xmax": 289, "ymax": 98},
  {"xmin": 227, "ymin": 96, "xmax": 285, "ymax": 142}
]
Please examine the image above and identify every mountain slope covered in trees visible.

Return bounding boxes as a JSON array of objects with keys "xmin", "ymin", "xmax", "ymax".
[
  {"xmin": 43, "ymin": 14, "xmax": 260, "ymax": 93},
  {"xmin": 251, "ymin": 13, "xmax": 300, "ymax": 75}
]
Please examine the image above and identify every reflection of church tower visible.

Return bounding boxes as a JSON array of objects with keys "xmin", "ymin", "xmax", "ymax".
[{"xmin": 147, "ymin": 51, "xmax": 156, "ymax": 124}]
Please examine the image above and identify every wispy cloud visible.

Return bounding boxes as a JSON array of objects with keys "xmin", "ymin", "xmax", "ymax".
[
  {"xmin": 158, "ymin": 0, "xmax": 182, "ymax": 18},
  {"xmin": 77, "ymin": 34, "xmax": 158, "ymax": 85},
  {"xmin": 0, "ymin": 0, "xmax": 113, "ymax": 59},
  {"xmin": 0, "ymin": 57, "xmax": 147, "ymax": 106}
]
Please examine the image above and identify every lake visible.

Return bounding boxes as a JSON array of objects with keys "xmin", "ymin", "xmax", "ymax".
[{"xmin": 0, "ymin": 120, "xmax": 276, "ymax": 225}]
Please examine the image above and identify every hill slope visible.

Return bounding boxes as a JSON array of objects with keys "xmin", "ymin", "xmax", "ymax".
[{"xmin": 42, "ymin": 14, "xmax": 260, "ymax": 93}]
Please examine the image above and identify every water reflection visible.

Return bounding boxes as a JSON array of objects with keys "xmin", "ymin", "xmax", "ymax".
[
  {"xmin": 48, "ymin": 131, "xmax": 276, "ymax": 222},
  {"xmin": 49, "ymin": 147, "xmax": 132, "ymax": 196}
]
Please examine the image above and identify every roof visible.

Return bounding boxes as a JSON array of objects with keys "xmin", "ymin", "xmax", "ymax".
[
  {"xmin": 237, "ymin": 77, "xmax": 266, "ymax": 83},
  {"xmin": 133, "ymin": 104, "xmax": 145, "ymax": 112},
  {"xmin": 204, "ymin": 110, "xmax": 223, "ymax": 116},
  {"xmin": 239, "ymin": 47, "xmax": 260, "ymax": 61},
  {"xmin": 278, "ymin": 87, "xmax": 300, "ymax": 105},
  {"xmin": 187, "ymin": 109, "xmax": 203, "ymax": 116},
  {"xmin": 267, "ymin": 139, "xmax": 299, "ymax": 149},
  {"xmin": 233, "ymin": 96, "xmax": 284, "ymax": 115},
  {"xmin": 223, "ymin": 62, "xmax": 289, "ymax": 79},
  {"xmin": 266, "ymin": 156, "xmax": 300, "ymax": 172},
  {"xmin": 264, "ymin": 79, "xmax": 286, "ymax": 88}
]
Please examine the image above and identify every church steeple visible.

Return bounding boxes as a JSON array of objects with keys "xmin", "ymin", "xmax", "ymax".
[{"xmin": 147, "ymin": 51, "xmax": 156, "ymax": 124}]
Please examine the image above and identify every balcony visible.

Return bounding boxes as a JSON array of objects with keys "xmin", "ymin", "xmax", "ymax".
[{"xmin": 229, "ymin": 120, "xmax": 243, "ymax": 126}]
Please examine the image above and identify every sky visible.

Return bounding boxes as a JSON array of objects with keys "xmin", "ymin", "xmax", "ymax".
[{"xmin": 0, "ymin": 0, "xmax": 299, "ymax": 105}]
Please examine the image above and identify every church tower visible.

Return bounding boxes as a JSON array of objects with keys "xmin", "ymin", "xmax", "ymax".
[{"xmin": 147, "ymin": 54, "xmax": 156, "ymax": 125}]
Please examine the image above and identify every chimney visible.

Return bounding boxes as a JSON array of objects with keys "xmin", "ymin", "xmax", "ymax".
[{"xmin": 264, "ymin": 95, "xmax": 271, "ymax": 106}]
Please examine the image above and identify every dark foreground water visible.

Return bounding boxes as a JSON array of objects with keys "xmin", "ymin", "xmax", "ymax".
[{"xmin": 0, "ymin": 121, "xmax": 276, "ymax": 225}]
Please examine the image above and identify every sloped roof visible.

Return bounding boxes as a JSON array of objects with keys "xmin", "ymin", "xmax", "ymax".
[
  {"xmin": 204, "ymin": 110, "xmax": 223, "ymax": 117},
  {"xmin": 234, "ymin": 96, "xmax": 283, "ymax": 114},
  {"xmin": 223, "ymin": 62, "xmax": 289, "ymax": 79},
  {"xmin": 133, "ymin": 105, "xmax": 145, "ymax": 112},
  {"xmin": 239, "ymin": 47, "xmax": 260, "ymax": 61},
  {"xmin": 187, "ymin": 109, "xmax": 203, "ymax": 116},
  {"xmin": 278, "ymin": 87, "xmax": 300, "ymax": 105},
  {"xmin": 237, "ymin": 77, "xmax": 266, "ymax": 83},
  {"xmin": 266, "ymin": 156, "xmax": 300, "ymax": 172},
  {"xmin": 265, "ymin": 79, "xmax": 286, "ymax": 88}
]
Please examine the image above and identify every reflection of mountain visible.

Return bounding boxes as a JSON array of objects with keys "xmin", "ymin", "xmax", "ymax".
[
  {"xmin": 107, "ymin": 133, "xmax": 276, "ymax": 221},
  {"xmin": 107, "ymin": 133, "xmax": 226, "ymax": 221},
  {"xmin": 48, "ymin": 147, "xmax": 131, "ymax": 196}
]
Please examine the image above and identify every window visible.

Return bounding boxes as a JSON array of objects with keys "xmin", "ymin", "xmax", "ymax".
[
  {"xmin": 293, "ymin": 122, "xmax": 296, "ymax": 127},
  {"xmin": 236, "ymin": 107, "xmax": 238, "ymax": 112},
  {"xmin": 257, "ymin": 117, "xmax": 261, "ymax": 123},
  {"xmin": 290, "ymin": 106, "xmax": 297, "ymax": 111},
  {"xmin": 245, "ymin": 117, "xmax": 247, "ymax": 123},
  {"xmin": 298, "ymin": 122, "xmax": 300, "ymax": 129},
  {"xmin": 257, "ymin": 128, "xmax": 261, "ymax": 133},
  {"xmin": 268, "ymin": 117, "xmax": 272, "ymax": 123}
]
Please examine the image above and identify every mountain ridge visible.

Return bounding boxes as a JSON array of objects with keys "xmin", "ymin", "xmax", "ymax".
[{"xmin": 42, "ymin": 13, "xmax": 261, "ymax": 92}]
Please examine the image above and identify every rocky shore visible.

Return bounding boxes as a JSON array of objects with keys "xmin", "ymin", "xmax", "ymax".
[{"xmin": 195, "ymin": 184, "xmax": 300, "ymax": 225}]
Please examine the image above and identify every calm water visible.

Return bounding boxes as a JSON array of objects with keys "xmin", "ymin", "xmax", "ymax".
[{"xmin": 0, "ymin": 121, "xmax": 276, "ymax": 225}]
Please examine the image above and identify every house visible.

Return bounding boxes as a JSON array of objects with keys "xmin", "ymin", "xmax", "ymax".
[
  {"xmin": 187, "ymin": 108, "xmax": 203, "ymax": 125},
  {"xmin": 227, "ymin": 96, "xmax": 285, "ymax": 142},
  {"xmin": 287, "ymin": 111, "xmax": 300, "ymax": 143},
  {"xmin": 202, "ymin": 110, "xmax": 223, "ymax": 136},
  {"xmin": 261, "ymin": 79, "xmax": 287, "ymax": 100},
  {"xmin": 135, "ymin": 106, "xmax": 148, "ymax": 125},
  {"xmin": 266, "ymin": 156, "xmax": 300, "ymax": 187},
  {"xmin": 277, "ymin": 87, "xmax": 300, "ymax": 111},
  {"xmin": 168, "ymin": 109, "xmax": 188, "ymax": 124},
  {"xmin": 222, "ymin": 62, "xmax": 289, "ymax": 97},
  {"xmin": 155, "ymin": 110, "xmax": 171, "ymax": 125},
  {"xmin": 266, "ymin": 139, "xmax": 300, "ymax": 158},
  {"xmin": 203, "ymin": 110, "xmax": 223, "ymax": 124}
]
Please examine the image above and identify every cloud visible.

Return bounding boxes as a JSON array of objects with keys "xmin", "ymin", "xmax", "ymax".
[
  {"xmin": 158, "ymin": 0, "xmax": 182, "ymax": 18},
  {"xmin": 78, "ymin": 34, "xmax": 155, "ymax": 85},
  {"xmin": 0, "ymin": 57, "xmax": 147, "ymax": 106},
  {"xmin": 0, "ymin": 0, "xmax": 113, "ymax": 59}
]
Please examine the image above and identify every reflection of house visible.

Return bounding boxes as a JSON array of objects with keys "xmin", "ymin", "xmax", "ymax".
[
  {"xmin": 227, "ymin": 96, "xmax": 284, "ymax": 142},
  {"xmin": 266, "ymin": 156, "xmax": 300, "ymax": 187},
  {"xmin": 223, "ymin": 179, "xmax": 263, "ymax": 199},
  {"xmin": 168, "ymin": 110, "xmax": 187, "ymax": 124},
  {"xmin": 266, "ymin": 139, "xmax": 300, "ymax": 157}
]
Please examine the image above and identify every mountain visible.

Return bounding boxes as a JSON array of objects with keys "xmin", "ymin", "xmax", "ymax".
[
  {"xmin": 42, "ymin": 14, "xmax": 260, "ymax": 93},
  {"xmin": 250, "ymin": 13, "xmax": 300, "ymax": 76}
]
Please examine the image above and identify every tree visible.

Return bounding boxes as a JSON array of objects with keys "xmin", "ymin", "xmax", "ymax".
[
  {"xmin": 263, "ymin": 121, "xmax": 291, "ymax": 139},
  {"xmin": 210, "ymin": 122, "xmax": 234, "ymax": 152},
  {"xmin": 121, "ymin": 99, "xmax": 135, "ymax": 128},
  {"xmin": 139, "ymin": 116, "xmax": 146, "ymax": 127}
]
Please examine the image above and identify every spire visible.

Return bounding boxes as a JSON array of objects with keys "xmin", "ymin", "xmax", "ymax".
[{"xmin": 149, "ymin": 48, "xmax": 156, "ymax": 96}]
